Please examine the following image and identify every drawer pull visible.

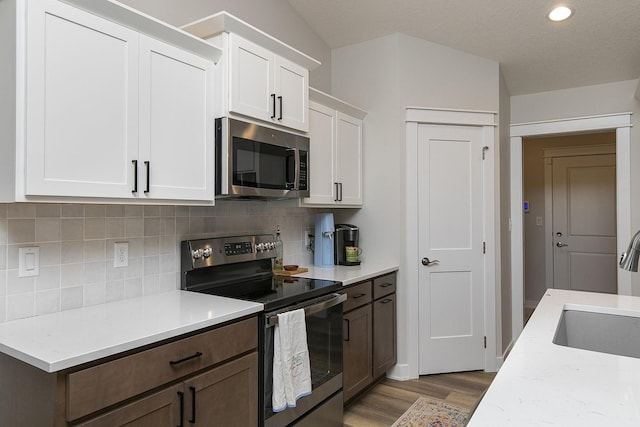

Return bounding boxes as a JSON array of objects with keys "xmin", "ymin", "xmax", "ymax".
[
  {"xmin": 380, "ymin": 283, "xmax": 393, "ymax": 287},
  {"xmin": 177, "ymin": 391, "xmax": 184, "ymax": 427},
  {"xmin": 169, "ymin": 351, "xmax": 203, "ymax": 366},
  {"xmin": 189, "ymin": 386, "xmax": 197, "ymax": 424},
  {"xmin": 381, "ymin": 298, "xmax": 393, "ymax": 304},
  {"xmin": 344, "ymin": 318, "xmax": 350, "ymax": 342},
  {"xmin": 351, "ymin": 293, "xmax": 366, "ymax": 299}
]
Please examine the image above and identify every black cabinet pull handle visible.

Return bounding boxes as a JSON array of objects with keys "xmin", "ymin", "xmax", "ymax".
[
  {"xmin": 380, "ymin": 283, "xmax": 393, "ymax": 288},
  {"xmin": 352, "ymin": 293, "xmax": 366, "ymax": 299},
  {"xmin": 189, "ymin": 386, "xmax": 196, "ymax": 424},
  {"xmin": 169, "ymin": 352, "xmax": 203, "ymax": 366},
  {"xmin": 334, "ymin": 182, "xmax": 339, "ymax": 201},
  {"xmin": 177, "ymin": 391, "xmax": 184, "ymax": 427},
  {"xmin": 144, "ymin": 161, "xmax": 150, "ymax": 193},
  {"xmin": 339, "ymin": 182, "xmax": 343, "ymax": 201},
  {"xmin": 344, "ymin": 318, "xmax": 350, "ymax": 342},
  {"xmin": 131, "ymin": 160, "xmax": 138, "ymax": 193},
  {"xmin": 271, "ymin": 93, "xmax": 276, "ymax": 118},
  {"xmin": 278, "ymin": 95, "xmax": 283, "ymax": 120},
  {"xmin": 381, "ymin": 298, "xmax": 393, "ymax": 304}
]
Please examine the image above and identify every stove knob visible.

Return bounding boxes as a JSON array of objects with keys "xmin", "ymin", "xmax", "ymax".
[
  {"xmin": 192, "ymin": 249, "xmax": 203, "ymax": 260},
  {"xmin": 269, "ymin": 242, "xmax": 276, "ymax": 250},
  {"xmin": 202, "ymin": 248, "xmax": 212, "ymax": 258},
  {"xmin": 255, "ymin": 243, "xmax": 264, "ymax": 252}
]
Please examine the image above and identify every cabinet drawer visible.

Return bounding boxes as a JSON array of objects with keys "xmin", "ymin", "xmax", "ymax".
[
  {"xmin": 66, "ymin": 317, "xmax": 258, "ymax": 421},
  {"xmin": 373, "ymin": 273, "xmax": 397, "ymax": 299},
  {"xmin": 342, "ymin": 281, "xmax": 372, "ymax": 312}
]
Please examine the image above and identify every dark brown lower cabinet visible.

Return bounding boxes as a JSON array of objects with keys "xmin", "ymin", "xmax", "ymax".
[
  {"xmin": 0, "ymin": 316, "xmax": 259, "ymax": 427},
  {"xmin": 80, "ymin": 352, "xmax": 258, "ymax": 427},
  {"xmin": 343, "ymin": 304, "xmax": 373, "ymax": 401},
  {"xmin": 342, "ymin": 272, "xmax": 397, "ymax": 404}
]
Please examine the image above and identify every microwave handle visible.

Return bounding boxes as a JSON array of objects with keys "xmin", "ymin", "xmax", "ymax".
[
  {"xmin": 286, "ymin": 148, "xmax": 300, "ymax": 191},
  {"xmin": 266, "ymin": 293, "xmax": 347, "ymax": 327}
]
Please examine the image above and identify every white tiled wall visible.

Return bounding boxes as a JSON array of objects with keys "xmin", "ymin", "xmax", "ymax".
[{"xmin": 0, "ymin": 201, "xmax": 318, "ymax": 322}]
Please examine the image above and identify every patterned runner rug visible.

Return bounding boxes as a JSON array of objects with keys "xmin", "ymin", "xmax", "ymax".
[{"xmin": 391, "ymin": 397, "xmax": 470, "ymax": 427}]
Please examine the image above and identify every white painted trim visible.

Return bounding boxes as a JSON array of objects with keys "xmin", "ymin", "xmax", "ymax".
[
  {"xmin": 635, "ymin": 79, "xmax": 640, "ymax": 101},
  {"xmin": 406, "ymin": 108, "xmax": 498, "ymax": 374},
  {"xmin": 405, "ymin": 107, "xmax": 497, "ymax": 127},
  {"xmin": 386, "ymin": 363, "xmax": 412, "ymax": 381},
  {"xmin": 510, "ymin": 113, "xmax": 632, "ymax": 341},
  {"xmin": 511, "ymin": 113, "xmax": 632, "ymax": 137}
]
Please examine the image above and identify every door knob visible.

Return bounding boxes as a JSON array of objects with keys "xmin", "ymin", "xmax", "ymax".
[
  {"xmin": 556, "ymin": 241, "xmax": 568, "ymax": 247},
  {"xmin": 421, "ymin": 257, "xmax": 439, "ymax": 266}
]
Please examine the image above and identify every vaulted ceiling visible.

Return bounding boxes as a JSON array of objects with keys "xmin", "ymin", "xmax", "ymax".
[{"xmin": 287, "ymin": 0, "xmax": 640, "ymax": 95}]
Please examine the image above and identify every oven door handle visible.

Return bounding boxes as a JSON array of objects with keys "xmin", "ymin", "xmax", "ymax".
[{"xmin": 266, "ymin": 293, "xmax": 347, "ymax": 327}]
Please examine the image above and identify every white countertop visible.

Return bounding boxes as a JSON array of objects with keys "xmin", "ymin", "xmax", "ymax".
[
  {"xmin": 292, "ymin": 263, "xmax": 399, "ymax": 286},
  {"xmin": 0, "ymin": 291, "xmax": 262, "ymax": 373},
  {"xmin": 468, "ymin": 289, "xmax": 640, "ymax": 426}
]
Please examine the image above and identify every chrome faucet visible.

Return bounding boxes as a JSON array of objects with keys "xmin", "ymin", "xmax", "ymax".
[{"xmin": 619, "ymin": 230, "xmax": 640, "ymax": 271}]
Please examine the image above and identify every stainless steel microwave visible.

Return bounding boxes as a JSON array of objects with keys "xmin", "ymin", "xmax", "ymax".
[{"xmin": 215, "ymin": 117, "xmax": 309, "ymax": 199}]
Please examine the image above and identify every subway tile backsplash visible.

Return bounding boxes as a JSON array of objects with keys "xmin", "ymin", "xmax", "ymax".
[{"xmin": 0, "ymin": 201, "xmax": 317, "ymax": 322}]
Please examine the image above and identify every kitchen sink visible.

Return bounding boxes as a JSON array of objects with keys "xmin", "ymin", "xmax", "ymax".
[{"xmin": 553, "ymin": 306, "xmax": 640, "ymax": 359}]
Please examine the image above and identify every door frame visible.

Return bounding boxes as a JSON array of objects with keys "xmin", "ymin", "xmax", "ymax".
[
  {"xmin": 406, "ymin": 107, "xmax": 498, "ymax": 376},
  {"xmin": 510, "ymin": 113, "xmax": 632, "ymax": 342},
  {"xmin": 543, "ymin": 144, "xmax": 617, "ymax": 291}
]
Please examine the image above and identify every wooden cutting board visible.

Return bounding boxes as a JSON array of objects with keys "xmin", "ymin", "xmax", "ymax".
[{"xmin": 273, "ymin": 267, "xmax": 309, "ymax": 276}]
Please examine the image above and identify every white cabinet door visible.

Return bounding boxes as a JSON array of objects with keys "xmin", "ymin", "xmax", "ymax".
[
  {"xmin": 229, "ymin": 35, "xmax": 273, "ymax": 122},
  {"xmin": 274, "ymin": 57, "xmax": 308, "ymax": 132},
  {"xmin": 304, "ymin": 102, "xmax": 336, "ymax": 205},
  {"xmin": 228, "ymin": 34, "xmax": 308, "ymax": 132},
  {"xmin": 138, "ymin": 35, "xmax": 215, "ymax": 201},
  {"xmin": 25, "ymin": 0, "xmax": 138, "ymax": 198},
  {"xmin": 302, "ymin": 104, "xmax": 363, "ymax": 207},
  {"xmin": 335, "ymin": 112, "xmax": 363, "ymax": 205}
]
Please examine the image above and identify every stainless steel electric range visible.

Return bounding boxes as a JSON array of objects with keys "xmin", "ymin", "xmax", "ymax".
[{"xmin": 181, "ymin": 234, "xmax": 345, "ymax": 427}]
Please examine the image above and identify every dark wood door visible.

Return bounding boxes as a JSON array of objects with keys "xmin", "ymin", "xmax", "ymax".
[
  {"xmin": 373, "ymin": 293, "xmax": 397, "ymax": 378},
  {"xmin": 183, "ymin": 351, "xmax": 258, "ymax": 427},
  {"xmin": 343, "ymin": 304, "xmax": 372, "ymax": 402}
]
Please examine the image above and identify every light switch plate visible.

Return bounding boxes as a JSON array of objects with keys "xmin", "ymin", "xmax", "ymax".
[{"xmin": 19, "ymin": 247, "xmax": 40, "ymax": 277}]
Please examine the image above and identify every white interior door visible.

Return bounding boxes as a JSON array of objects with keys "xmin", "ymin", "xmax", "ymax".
[
  {"xmin": 418, "ymin": 124, "xmax": 485, "ymax": 375},
  {"xmin": 552, "ymin": 154, "xmax": 617, "ymax": 293}
]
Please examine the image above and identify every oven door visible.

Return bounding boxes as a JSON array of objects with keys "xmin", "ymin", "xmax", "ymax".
[{"xmin": 264, "ymin": 293, "xmax": 345, "ymax": 427}]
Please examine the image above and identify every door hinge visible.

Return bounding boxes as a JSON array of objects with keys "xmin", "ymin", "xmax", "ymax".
[
  {"xmin": 484, "ymin": 336, "xmax": 487, "ymax": 348},
  {"xmin": 483, "ymin": 242, "xmax": 486, "ymax": 254},
  {"xmin": 482, "ymin": 146, "xmax": 489, "ymax": 160}
]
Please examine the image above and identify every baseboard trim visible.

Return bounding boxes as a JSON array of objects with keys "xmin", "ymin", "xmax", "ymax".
[{"xmin": 386, "ymin": 363, "xmax": 415, "ymax": 381}]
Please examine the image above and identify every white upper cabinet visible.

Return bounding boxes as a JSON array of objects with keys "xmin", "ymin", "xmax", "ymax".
[
  {"xmin": 1, "ymin": 0, "xmax": 221, "ymax": 203},
  {"xmin": 25, "ymin": 0, "xmax": 140, "ymax": 199},
  {"xmin": 302, "ymin": 89, "xmax": 366, "ymax": 208},
  {"xmin": 182, "ymin": 12, "xmax": 318, "ymax": 133},
  {"xmin": 138, "ymin": 35, "xmax": 215, "ymax": 201}
]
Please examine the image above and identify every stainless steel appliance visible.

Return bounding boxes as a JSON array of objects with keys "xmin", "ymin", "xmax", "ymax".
[
  {"xmin": 334, "ymin": 224, "xmax": 360, "ymax": 265},
  {"xmin": 216, "ymin": 117, "xmax": 310, "ymax": 199},
  {"xmin": 181, "ymin": 235, "xmax": 345, "ymax": 427}
]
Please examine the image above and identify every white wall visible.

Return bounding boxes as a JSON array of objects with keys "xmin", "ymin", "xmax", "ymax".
[
  {"xmin": 118, "ymin": 0, "xmax": 332, "ymax": 91},
  {"xmin": 331, "ymin": 33, "xmax": 500, "ymax": 377},
  {"xmin": 512, "ymin": 80, "xmax": 640, "ymax": 295}
]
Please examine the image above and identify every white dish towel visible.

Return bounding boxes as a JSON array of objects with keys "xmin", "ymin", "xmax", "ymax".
[{"xmin": 272, "ymin": 308, "xmax": 312, "ymax": 412}]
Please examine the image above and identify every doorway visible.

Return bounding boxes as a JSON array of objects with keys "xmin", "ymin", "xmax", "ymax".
[
  {"xmin": 523, "ymin": 133, "xmax": 617, "ymax": 319},
  {"xmin": 510, "ymin": 113, "xmax": 632, "ymax": 342}
]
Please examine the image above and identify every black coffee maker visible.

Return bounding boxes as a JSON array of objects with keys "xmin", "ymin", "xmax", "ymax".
[{"xmin": 334, "ymin": 224, "xmax": 360, "ymax": 265}]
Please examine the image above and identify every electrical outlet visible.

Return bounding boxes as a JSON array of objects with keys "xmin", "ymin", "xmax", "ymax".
[{"xmin": 114, "ymin": 242, "xmax": 129, "ymax": 268}]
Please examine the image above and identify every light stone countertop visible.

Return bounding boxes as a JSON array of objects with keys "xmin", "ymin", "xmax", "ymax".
[
  {"xmin": 467, "ymin": 288, "xmax": 640, "ymax": 426},
  {"xmin": 0, "ymin": 290, "xmax": 263, "ymax": 373},
  {"xmin": 290, "ymin": 263, "xmax": 399, "ymax": 286}
]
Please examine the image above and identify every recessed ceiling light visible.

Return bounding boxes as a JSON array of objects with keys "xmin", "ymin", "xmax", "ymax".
[{"xmin": 548, "ymin": 6, "xmax": 573, "ymax": 22}]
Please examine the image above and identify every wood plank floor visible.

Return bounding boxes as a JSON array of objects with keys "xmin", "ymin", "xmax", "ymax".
[{"xmin": 343, "ymin": 371, "xmax": 496, "ymax": 427}]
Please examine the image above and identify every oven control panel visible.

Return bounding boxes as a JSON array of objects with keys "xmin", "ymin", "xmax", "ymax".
[
  {"xmin": 224, "ymin": 242, "xmax": 254, "ymax": 256},
  {"xmin": 181, "ymin": 234, "xmax": 277, "ymax": 270}
]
